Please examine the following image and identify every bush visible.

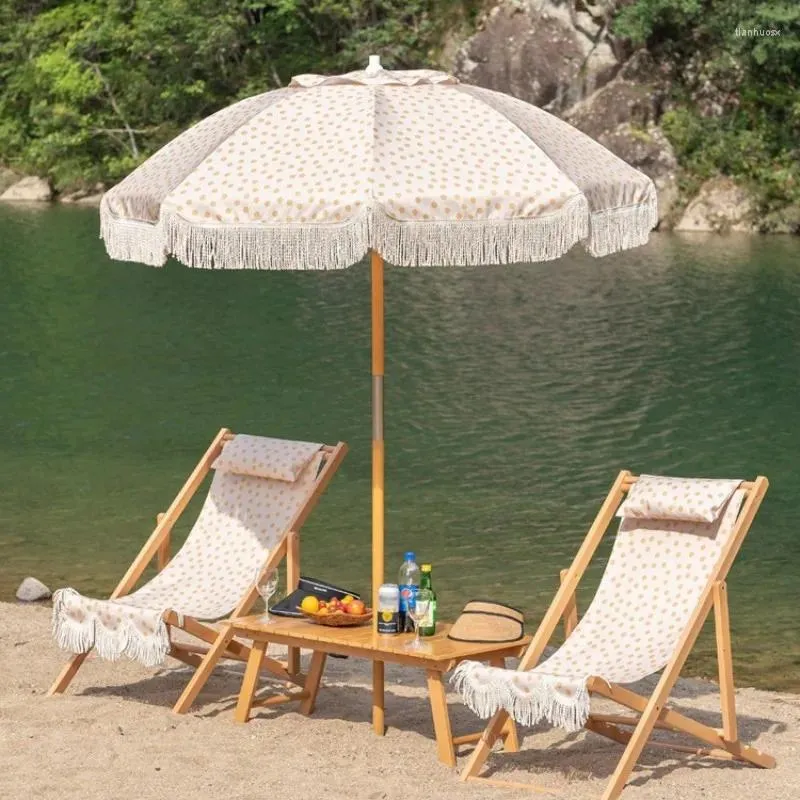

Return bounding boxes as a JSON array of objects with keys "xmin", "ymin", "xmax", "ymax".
[
  {"xmin": 0, "ymin": 0, "xmax": 480, "ymax": 189},
  {"xmin": 615, "ymin": 0, "xmax": 800, "ymax": 213}
]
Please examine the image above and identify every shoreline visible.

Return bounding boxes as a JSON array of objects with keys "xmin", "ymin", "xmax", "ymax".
[
  {"xmin": 1, "ymin": 174, "xmax": 799, "ymax": 234},
  {"xmin": 2, "ymin": 601, "xmax": 797, "ymax": 799}
]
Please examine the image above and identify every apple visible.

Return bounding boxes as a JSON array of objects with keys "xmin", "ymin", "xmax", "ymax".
[{"xmin": 348, "ymin": 600, "xmax": 366, "ymax": 615}]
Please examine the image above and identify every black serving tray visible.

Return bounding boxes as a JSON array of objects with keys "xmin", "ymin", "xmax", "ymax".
[{"xmin": 269, "ymin": 575, "xmax": 362, "ymax": 618}]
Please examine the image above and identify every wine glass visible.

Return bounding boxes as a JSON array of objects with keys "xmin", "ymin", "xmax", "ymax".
[
  {"xmin": 253, "ymin": 566, "xmax": 279, "ymax": 624},
  {"xmin": 405, "ymin": 594, "xmax": 430, "ymax": 651}
]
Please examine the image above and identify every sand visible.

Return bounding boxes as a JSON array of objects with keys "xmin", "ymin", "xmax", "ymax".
[{"xmin": 1, "ymin": 602, "xmax": 797, "ymax": 800}]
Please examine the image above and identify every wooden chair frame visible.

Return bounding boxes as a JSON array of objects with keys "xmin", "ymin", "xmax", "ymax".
[
  {"xmin": 47, "ymin": 427, "xmax": 347, "ymax": 714},
  {"xmin": 461, "ymin": 470, "xmax": 776, "ymax": 799}
]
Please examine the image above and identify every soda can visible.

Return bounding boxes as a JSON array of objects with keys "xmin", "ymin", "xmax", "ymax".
[{"xmin": 377, "ymin": 583, "xmax": 400, "ymax": 634}]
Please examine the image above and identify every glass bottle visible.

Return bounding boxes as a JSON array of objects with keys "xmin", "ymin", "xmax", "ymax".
[{"xmin": 418, "ymin": 564, "xmax": 437, "ymax": 636}]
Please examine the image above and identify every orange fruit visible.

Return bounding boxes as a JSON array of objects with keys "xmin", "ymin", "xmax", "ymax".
[{"xmin": 300, "ymin": 596, "xmax": 320, "ymax": 613}]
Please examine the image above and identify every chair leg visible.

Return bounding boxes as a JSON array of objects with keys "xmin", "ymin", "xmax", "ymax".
[
  {"xmin": 48, "ymin": 652, "xmax": 89, "ymax": 696},
  {"xmin": 459, "ymin": 708, "xmax": 512, "ymax": 781},
  {"xmin": 600, "ymin": 695, "xmax": 667, "ymax": 800},
  {"xmin": 590, "ymin": 679, "xmax": 775, "ymax": 770},
  {"xmin": 172, "ymin": 624, "xmax": 235, "ymax": 714},
  {"xmin": 713, "ymin": 581, "xmax": 738, "ymax": 742},
  {"xmin": 489, "ymin": 656, "xmax": 520, "ymax": 752}
]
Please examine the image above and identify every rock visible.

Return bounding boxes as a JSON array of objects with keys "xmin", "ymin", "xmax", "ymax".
[
  {"xmin": 75, "ymin": 193, "xmax": 105, "ymax": 206},
  {"xmin": 560, "ymin": 50, "xmax": 678, "ymax": 229},
  {"xmin": 654, "ymin": 176, "xmax": 680, "ymax": 231},
  {"xmin": 15, "ymin": 577, "xmax": 52, "ymax": 602},
  {"xmin": 675, "ymin": 178, "xmax": 756, "ymax": 233},
  {"xmin": 0, "ymin": 167, "xmax": 20, "ymax": 195},
  {"xmin": 597, "ymin": 124, "xmax": 678, "ymax": 180},
  {"xmin": 563, "ymin": 51, "xmax": 668, "ymax": 139},
  {"xmin": 760, "ymin": 205, "xmax": 800, "ymax": 234},
  {"xmin": 454, "ymin": 0, "xmax": 622, "ymax": 113},
  {"xmin": 60, "ymin": 183, "xmax": 106, "ymax": 206},
  {"xmin": 0, "ymin": 176, "xmax": 53, "ymax": 203}
]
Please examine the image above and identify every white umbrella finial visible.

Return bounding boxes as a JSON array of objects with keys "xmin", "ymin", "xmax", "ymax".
[{"xmin": 366, "ymin": 54, "xmax": 382, "ymax": 74}]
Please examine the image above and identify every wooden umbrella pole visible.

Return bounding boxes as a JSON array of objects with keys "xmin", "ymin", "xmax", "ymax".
[
  {"xmin": 371, "ymin": 249, "xmax": 386, "ymax": 736},
  {"xmin": 371, "ymin": 249, "xmax": 385, "ymax": 614}
]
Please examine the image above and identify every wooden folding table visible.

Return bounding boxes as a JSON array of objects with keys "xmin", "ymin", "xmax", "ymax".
[{"xmin": 229, "ymin": 615, "xmax": 530, "ymax": 767}]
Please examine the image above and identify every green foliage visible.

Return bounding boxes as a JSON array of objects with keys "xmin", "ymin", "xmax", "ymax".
[
  {"xmin": 0, "ymin": 0, "xmax": 480, "ymax": 188},
  {"xmin": 1, "ymin": 0, "xmax": 796, "ymax": 213},
  {"xmin": 615, "ymin": 0, "xmax": 800, "ymax": 213}
]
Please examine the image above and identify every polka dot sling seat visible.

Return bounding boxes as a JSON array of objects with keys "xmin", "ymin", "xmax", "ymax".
[
  {"xmin": 452, "ymin": 476, "xmax": 744, "ymax": 732},
  {"xmin": 52, "ymin": 435, "xmax": 324, "ymax": 667}
]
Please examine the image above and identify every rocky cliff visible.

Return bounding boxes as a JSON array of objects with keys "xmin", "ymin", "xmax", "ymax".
[{"xmin": 451, "ymin": 0, "xmax": 796, "ymax": 234}]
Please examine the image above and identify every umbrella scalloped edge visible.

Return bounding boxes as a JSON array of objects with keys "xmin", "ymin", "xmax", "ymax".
[{"xmin": 100, "ymin": 191, "xmax": 657, "ymax": 270}]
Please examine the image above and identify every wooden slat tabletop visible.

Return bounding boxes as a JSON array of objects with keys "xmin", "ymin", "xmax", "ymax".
[{"xmin": 230, "ymin": 615, "xmax": 530, "ymax": 668}]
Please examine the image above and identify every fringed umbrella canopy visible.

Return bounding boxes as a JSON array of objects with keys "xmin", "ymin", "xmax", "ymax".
[
  {"xmin": 101, "ymin": 57, "xmax": 656, "ymax": 271},
  {"xmin": 99, "ymin": 55, "xmax": 658, "ymax": 625}
]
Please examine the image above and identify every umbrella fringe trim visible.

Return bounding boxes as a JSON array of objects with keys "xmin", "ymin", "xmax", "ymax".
[
  {"xmin": 587, "ymin": 186, "xmax": 659, "ymax": 258},
  {"xmin": 102, "ymin": 191, "xmax": 655, "ymax": 269},
  {"xmin": 372, "ymin": 195, "xmax": 589, "ymax": 266},
  {"xmin": 162, "ymin": 208, "xmax": 371, "ymax": 270},
  {"xmin": 100, "ymin": 198, "xmax": 169, "ymax": 266}
]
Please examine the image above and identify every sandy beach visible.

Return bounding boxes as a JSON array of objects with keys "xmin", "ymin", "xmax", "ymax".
[{"xmin": 1, "ymin": 602, "xmax": 797, "ymax": 800}]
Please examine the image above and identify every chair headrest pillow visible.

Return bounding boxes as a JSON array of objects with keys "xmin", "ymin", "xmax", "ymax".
[
  {"xmin": 212, "ymin": 434, "xmax": 322, "ymax": 482},
  {"xmin": 617, "ymin": 474, "xmax": 742, "ymax": 523}
]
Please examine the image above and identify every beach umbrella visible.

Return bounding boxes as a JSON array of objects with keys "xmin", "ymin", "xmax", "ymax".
[{"xmin": 100, "ymin": 55, "xmax": 657, "ymax": 623}]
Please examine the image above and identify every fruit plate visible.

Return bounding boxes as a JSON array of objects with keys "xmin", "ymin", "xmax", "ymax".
[{"xmin": 301, "ymin": 609, "xmax": 373, "ymax": 627}]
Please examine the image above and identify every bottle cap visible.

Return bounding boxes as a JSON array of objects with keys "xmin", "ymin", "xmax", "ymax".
[
  {"xmin": 404, "ymin": 551, "xmax": 416, "ymax": 561},
  {"xmin": 421, "ymin": 564, "xmax": 432, "ymax": 572}
]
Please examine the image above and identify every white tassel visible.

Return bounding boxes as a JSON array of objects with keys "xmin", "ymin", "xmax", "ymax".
[
  {"xmin": 586, "ymin": 183, "xmax": 658, "ymax": 258},
  {"xmin": 451, "ymin": 661, "xmax": 508, "ymax": 719},
  {"xmin": 51, "ymin": 588, "xmax": 170, "ymax": 668},
  {"xmin": 100, "ymin": 194, "xmax": 612, "ymax": 271},
  {"xmin": 161, "ymin": 208, "xmax": 370, "ymax": 271},
  {"xmin": 100, "ymin": 197, "xmax": 169, "ymax": 266},
  {"xmin": 122, "ymin": 617, "xmax": 171, "ymax": 668},
  {"xmin": 372, "ymin": 195, "xmax": 590, "ymax": 267},
  {"xmin": 102, "ymin": 188, "xmax": 655, "ymax": 269},
  {"xmin": 52, "ymin": 589, "xmax": 95, "ymax": 654},
  {"xmin": 452, "ymin": 661, "xmax": 591, "ymax": 733}
]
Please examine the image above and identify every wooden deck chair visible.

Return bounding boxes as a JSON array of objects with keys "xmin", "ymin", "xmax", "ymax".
[
  {"xmin": 455, "ymin": 471, "xmax": 775, "ymax": 799},
  {"xmin": 48, "ymin": 428, "xmax": 347, "ymax": 714}
]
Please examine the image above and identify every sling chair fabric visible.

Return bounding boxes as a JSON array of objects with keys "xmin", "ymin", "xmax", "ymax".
[
  {"xmin": 453, "ymin": 475, "xmax": 743, "ymax": 731},
  {"xmin": 52, "ymin": 435, "xmax": 323, "ymax": 667}
]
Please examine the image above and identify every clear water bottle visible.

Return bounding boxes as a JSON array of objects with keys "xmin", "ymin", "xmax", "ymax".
[{"xmin": 398, "ymin": 551, "xmax": 420, "ymax": 633}]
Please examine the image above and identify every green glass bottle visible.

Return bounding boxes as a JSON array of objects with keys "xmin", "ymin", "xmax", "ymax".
[{"xmin": 418, "ymin": 564, "xmax": 437, "ymax": 636}]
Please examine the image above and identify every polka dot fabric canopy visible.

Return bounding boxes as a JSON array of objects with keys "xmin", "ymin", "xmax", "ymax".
[{"xmin": 100, "ymin": 62, "xmax": 657, "ymax": 270}]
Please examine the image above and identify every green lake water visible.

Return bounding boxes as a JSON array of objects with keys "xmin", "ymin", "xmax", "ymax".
[{"xmin": 1, "ymin": 204, "xmax": 799, "ymax": 690}]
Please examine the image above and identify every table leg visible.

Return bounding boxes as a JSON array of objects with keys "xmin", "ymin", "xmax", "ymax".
[
  {"xmin": 287, "ymin": 646, "xmax": 300, "ymax": 677},
  {"xmin": 373, "ymin": 660, "xmax": 385, "ymax": 736},
  {"xmin": 299, "ymin": 651, "xmax": 327, "ymax": 715},
  {"xmin": 234, "ymin": 639, "xmax": 267, "ymax": 723},
  {"xmin": 426, "ymin": 670, "xmax": 456, "ymax": 768},
  {"xmin": 489, "ymin": 656, "xmax": 520, "ymax": 752}
]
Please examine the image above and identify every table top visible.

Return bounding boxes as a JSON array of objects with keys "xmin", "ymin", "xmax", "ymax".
[{"xmin": 231, "ymin": 615, "xmax": 531, "ymax": 667}]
